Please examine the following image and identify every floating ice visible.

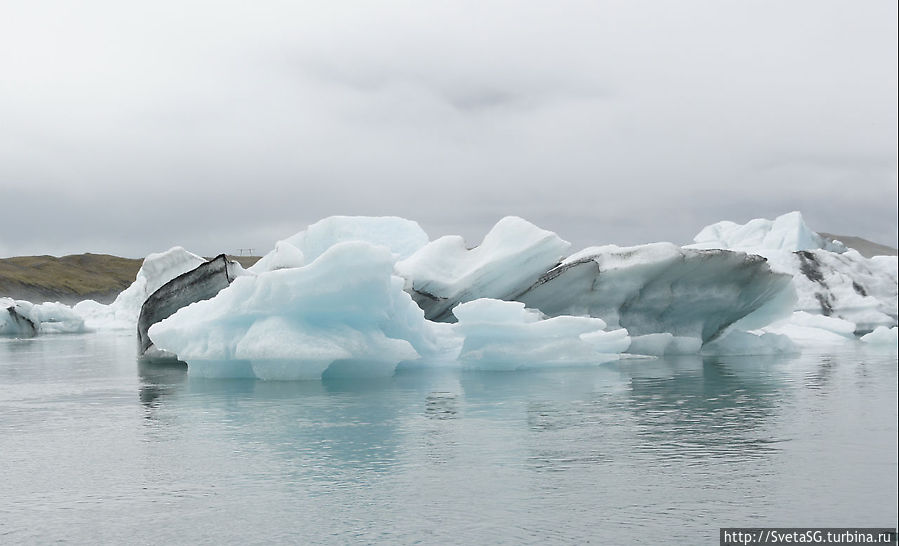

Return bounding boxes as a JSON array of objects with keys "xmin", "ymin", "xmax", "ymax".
[
  {"xmin": 1, "ymin": 298, "xmax": 38, "ymax": 336},
  {"xmin": 518, "ymin": 243, "xmax": 793, "ymax": 343},
  {"xmin": 860, "ymin": 326, "xmax": 898, "ymax": 347},
  {"xmin": 687, "ymin": 212, "xmax": 897, "ymax": 333},
  {"xmin": 396, "ymin": 216, "xmax": 571, "ymax": 321},
  {"xmin": 149, "ymin": 242, "xmax": 443, "ymax": 380},
  {"xmin": 73, "ymin": 247, "xmax": 206, "ymax": 330},
  {"xmin": 30, "ymin": 212, "xmax": 892, "ymax": 370},
  {"xmin": 137, "ymin": 254, "xmax": 245, "ymax": 355},
  {"xmin": 788, "ymin": 249, "xmax": 897, "ymax": 332},
  {"xmin": 1, "ymin": 298, "xmax": 85, "ymax": 335},
  {"xmin": 452, "ymin": 298, "xmax": 630, "ymax": 369},
  {"xmin": 760, "ymin": 311, "xmax": 857, "ymax": 347},
  {"xmin": 690, "ymin": 211, "xmax": 846, "ymax": 254},
  {"xmin": 27, "ymin": 301, "xmax": 87, "ymax": 334}
]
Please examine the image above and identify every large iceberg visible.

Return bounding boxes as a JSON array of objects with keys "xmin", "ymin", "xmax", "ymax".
[
  {"xmin": 687, "ymin": 211, "xmax": 897, "ymax": 333},
  {"xmin": 395, "ymin": 216, "xmax": 571, "ymax": 321},
  {"xmin": 149, "ymin": 242, "xmax": 444, "ymax": 380},
  {"xmin": 452, "ymin": 298, "xmax": 631, "ymax": 369},
  {"xmin": 19, "ymin": 211, "xmax": 886, "ymax": 379}
]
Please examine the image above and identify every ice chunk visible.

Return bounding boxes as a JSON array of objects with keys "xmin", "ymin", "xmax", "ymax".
[
  {"xmin": 860, "ymin": 326, "xmax": 898, "ymax": 347},
  {"xmin": 248, "ymin": 241, "xmax": 305, "ymax": 273},
  {"xmin": 250, "ymin": 216, "xmax": 428, "ymax": 274},
  {"xmin": 452, "ymin": 298, "xmax": 630, "ymax": 370},
  {"xmin": 788, "ymin": 250, "xmax": 897, "ymax": 332},
  {"xmin": 761, "ymin": 311, "xmax": 857, "ymax": 347},
  {"xmin": 1, "ymin": 298, "xmax": 38, "ymax": 336},
  {"xmin": 396, "ymin": 216, "xmax": 571, "ymax": 321},
  {"xmin": 73, "ymin": 247, "xmax": 206, "ymax": 330},
  {"xmin": 1, "ymin": 298, "xmax": 86, "ymax": 335},
  {"xmin": 690, "ymin": 211, "xmax": 846, "ymax": 254},
  {"xmin": 518, "ymin": 243, "xmax": 793, "ymax": 343},
  {"xmin": 687, "ymin": 213, "xmax": 897, "ymax": 331},
  {"xmin": 149, "ymin": 241, "xmax": 442, "ymax": 380},
  {"xmin": 28, "ymin": 301, "xmax": 87, "ymax": 334}
]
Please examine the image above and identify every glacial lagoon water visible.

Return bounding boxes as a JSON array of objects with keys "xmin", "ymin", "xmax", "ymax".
[{"xmin": 1, "ymin": 332, "xmax": 897, "ymax": 544}]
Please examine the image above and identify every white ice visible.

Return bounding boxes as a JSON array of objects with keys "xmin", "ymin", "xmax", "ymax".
[
  {"xmin": 149, "ymin": 241, "xmax": 444, "ymax": 380},
  {"xmin": 73, "ymin": 246, "xmax": 206, "ymax": 330},
  {"xmin": 395, "ymin": 216, "xmax": 571, "ymax": 321},
  {"xmin": 520, "ymin": 242, "xmax": 794, "ymax": 343},
  {"xmin": 860, "ymin": 326, "xmax": 898, "ymax": 348},
  {"xmin": 452, "ymin": 298, "xmax": 630, "ymax": 370},
  {"xmin": 759, "ymin": 311, "xmax": 857, "ymax": 347},
  {"xmin": 249, "ymin": 216, "xmax": 428, "ymax": 273},
  {"xmin": 1, "ymin": 298, "xmax": 86, "ymax": 335},
  {"xmin": 687, "ymin": 211, "xmax": 898, "ymax": 333},
  {"xmin": 690, "ymin": 211, "xmax": 847, "ymax": 254}
]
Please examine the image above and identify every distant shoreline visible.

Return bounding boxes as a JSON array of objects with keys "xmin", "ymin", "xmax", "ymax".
[
  {"xmin": 1, "ymin": 231, "xmax": 895, "ymax": 305},
  {"xmin": 0, "ymin": 253, "xmax": 260, "ymax": 305}
]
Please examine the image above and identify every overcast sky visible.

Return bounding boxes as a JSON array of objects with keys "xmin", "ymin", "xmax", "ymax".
[{"xmin": 1, "ymin": 0, "xmax": 896, "ymax": 258}]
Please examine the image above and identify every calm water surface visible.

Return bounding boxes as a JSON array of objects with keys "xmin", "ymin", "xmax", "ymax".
[{"xmin": 1, "ymin": 332, "xmax": 897, "ymax": 544}]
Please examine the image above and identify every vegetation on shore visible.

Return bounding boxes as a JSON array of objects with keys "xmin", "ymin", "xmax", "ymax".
[{"xmin": 0, "ymin": 253, "xmax": 259, "ymax": 305}]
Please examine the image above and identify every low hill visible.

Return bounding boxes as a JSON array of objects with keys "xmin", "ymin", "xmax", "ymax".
[
  {"xmin": 0, "ymin": 253, "xmax": 142, "ymax": 305},
  {"xmin": 0, "ymin": 253, "xmax": 260, "ymax": 305}
]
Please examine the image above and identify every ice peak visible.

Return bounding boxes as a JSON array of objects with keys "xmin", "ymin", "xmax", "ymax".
[{"xmin": 689, "ymin": 211, "xmax": 846, "ymax": 254}]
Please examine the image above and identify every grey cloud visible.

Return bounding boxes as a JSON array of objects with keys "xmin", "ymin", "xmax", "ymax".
[{"xmin": 0, "ymin": 0, "xmax": 896, "ymax": 259}]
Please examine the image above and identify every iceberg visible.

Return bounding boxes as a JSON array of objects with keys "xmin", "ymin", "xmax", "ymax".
[
  {"xmin": 690, "ymin": 211, "xmax": 847, "ymax": 254},
  {"xmin": 26, "ymin": 301, "xmax": 87, "ymax": 334},
  {"xmin": 0, "ymin": 298, "xmax": 86, "ymax": 337},
  {"xmin": 452, "ymin": 298, "xmax": 630, "ymax": 369},
  {"xmin": 25, "ymin": 211, "xmax": 885, "ymax": 377},
  {"xmin": 149, "ymin": 242, "xmax": 443, "ymax": 380},
  {"xmin": 1, "ymin": 298, "xmax": 38, "ymax": 336},
  {"xmin": 73, "ymin": 247, "xmax": 207, "ymax": 330},
  {"xmin": 518, "ymin": 243, "xmax": 794, "ymax": 343},
  {"xmin": 686, "ymin": 211, "xmax": 898, "ymax": 333},
  {"xmin": 1, "ymin": 298, "xmax": 86, "ymax": 335},
  {"xmin": 395, "ymin": 216, "xmax": 571, "ymax": 321},
  {"xmin": 788, "ymin": 249, "xmax": 897, "ymax": 332},
  {"xmin": 137, "ymin": 254, "xmax": 245, "ymax": 355}
]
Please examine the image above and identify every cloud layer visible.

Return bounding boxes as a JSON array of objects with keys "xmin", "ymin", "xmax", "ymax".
[{"xmin": 1, "ymin": 0, "xmax": 896, "ymax": 258}]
